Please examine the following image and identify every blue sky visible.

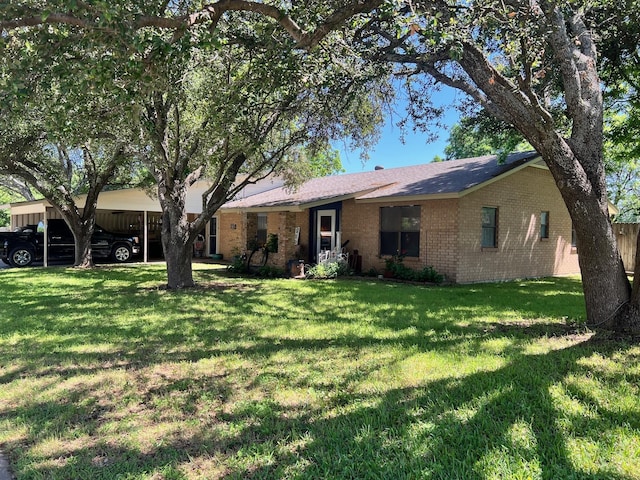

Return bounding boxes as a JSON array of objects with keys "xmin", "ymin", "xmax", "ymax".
[{"xmin": 338, "ymin": 86, "xmax": 462, "ymax": 173}]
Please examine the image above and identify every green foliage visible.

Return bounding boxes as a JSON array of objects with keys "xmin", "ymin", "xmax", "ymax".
[
  {"xmin": 227, "ymin": 254, "xmax": 283, "ymax": 278},
  {"xmin": 364, "ymin": 267, "xmax": 380, "ymax": 277},
  {"xmin": 0, "ymin": 209, "xmax": 8, "ymax": 227},
  {"xmin": 306, "ymin": 260, "xmax": 351, "ymax": 279},
  {"xmin": 384, "ymin": 255, "xmax": 444, "ymax": 284},
  {"xmin": 443, "ymin": 113, "xmax": 532, "ymax": 161},
  {"xmin": 279, "ymin": 145, "xmax": 345, "ymax": 187},
  {"xmin": 266, "ymin": 233, "xmax": 278, "ymax": 254},
  {"xmin": 416, "ymin": 265, "xmax": 445, "ymax": 284},
  {"xmin": 1, "ymin": 0, "xmax": 392, "ymax": 285},
  {"xmin": 604, "ymin": 102, "xmax": 640, "ymax": 221},
  {"xmin": 256, "ymin": 265, "xmax": 285, "ymax": 278},
  {"xmin": 227, "ymin": 254, "xmax": 248, "ymax": 274}
]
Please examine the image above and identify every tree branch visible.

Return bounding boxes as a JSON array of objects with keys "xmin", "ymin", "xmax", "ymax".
[{"xmin": 1, "ymin": 0, "xmax": 384, "ymax": 49}]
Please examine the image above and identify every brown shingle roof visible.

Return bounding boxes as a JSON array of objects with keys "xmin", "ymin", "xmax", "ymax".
[{"xmin": 222, "ymin": 151, "xmax": 541, "ymax": 210}]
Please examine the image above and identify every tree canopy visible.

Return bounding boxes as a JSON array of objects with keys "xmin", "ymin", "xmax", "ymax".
[
  {"xmin": 3, "ymin": 1, "xmax": 640, "ymax": 330},
  {"xmin": 354, "ymin": 0, "xmax": 640, "ymax": 330},
  {"xmin": 1, "ymin": 0, "xmax": 391, "ymax": 285}
]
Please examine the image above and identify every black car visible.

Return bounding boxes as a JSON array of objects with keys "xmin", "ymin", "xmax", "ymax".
[{"xmin": 1, "ymin": 219, "xmax": 141, "ymax": 267}]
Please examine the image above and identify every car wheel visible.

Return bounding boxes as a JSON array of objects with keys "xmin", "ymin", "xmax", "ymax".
[
  {"xmin": 111, "ymin": 244, "xmax": 132, "ymax": 263},
  {"xmin": 9, "ymin": 247, "xmax": 34, "ymax": 267}
]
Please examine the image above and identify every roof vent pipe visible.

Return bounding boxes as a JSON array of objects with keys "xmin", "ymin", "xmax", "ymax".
[{"xmin": 374, "ymin": 165, "xmax": 384, "ymax": 170}]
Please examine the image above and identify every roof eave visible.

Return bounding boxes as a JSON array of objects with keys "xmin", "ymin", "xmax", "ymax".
[
  {"xmin": 220, "ymin": 185, "xmax": 396, "ymax": 212},
  {"xmin": 220, "ymin": 205, "xmax": 306, "ymax": 213}
]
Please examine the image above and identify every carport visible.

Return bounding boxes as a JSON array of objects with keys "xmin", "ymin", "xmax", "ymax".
[{"xmin": 7, "ymin": 182, "xmax": 217, "ymax": 266}]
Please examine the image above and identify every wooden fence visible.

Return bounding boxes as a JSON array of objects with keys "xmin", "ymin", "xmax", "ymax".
[{"xmin": 615, "ymin": 223, "xmax": 639, "ymax": 273}]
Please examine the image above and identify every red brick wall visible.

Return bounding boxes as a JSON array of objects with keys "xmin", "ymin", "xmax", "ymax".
[
  {"xmin": 216, "ymin": 211, "xmax": 245, "ymax": 260},
  {"xmin": 456, "ymin": 166, "xmax": 579, "ymax": 283},
  {"xmin": 341, "ymin": 198, "xmax": 460, "ymax": 281}
]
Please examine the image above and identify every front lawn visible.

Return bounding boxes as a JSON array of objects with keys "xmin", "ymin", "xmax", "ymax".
[{"xmin": 0, "ymin": 264, "xmax": 638, "ymax": 479}]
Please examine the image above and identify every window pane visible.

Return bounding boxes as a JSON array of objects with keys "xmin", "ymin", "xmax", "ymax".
[
  {"xmin": 400, "ymin": 232, "xmax": 420, "ymax": 257},
  {"xmin": 482, "ymin": 227, "xmax": 496, "ymax": 248},
  {"xmin": 209, "ymin": 218, "xmax": 217, "ymax": 255},
  {"xmin": 540, "ymin": 211, "xmax": 549, "ymax": 239},
  {"xmin": 320, "ymin": 215, "xmax": 332, "ymax": 234},
  {"xmin": 381, "ymin": 206, "xmax": 421, "ymax": 256},
  {"xmin": 380, "ymin": 207, "xmax": 401, "ymax": 232},
  {"xmin": 257, "ymin": 214, "xmax": 267, "ymax": 244},
  {"xmin": 481, "ymin": 207, "xmax": 497, "ymax": 247},
  {"xmin": 401, "ymin": 206, "xmax": 421, "ymax": 232},
  {"xmin": 482, "ymin": 207, "xmax": 496, "ymax": 228},
  {"xmin": 380, "ymin": 232, "xmax": 399, "ymax": 256}
]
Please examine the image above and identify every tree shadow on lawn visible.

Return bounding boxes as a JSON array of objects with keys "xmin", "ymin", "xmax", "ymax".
[
  {"xmin": 4, "ymin": 333, "xmax": 636, "ymax": 479},
  {"xmin": 2, "ymin": 272, "xmax": 638, "ymax": 478},
  {"xmin": 231, "ymin": 337, "xmax": 639, "ymax": 480}
]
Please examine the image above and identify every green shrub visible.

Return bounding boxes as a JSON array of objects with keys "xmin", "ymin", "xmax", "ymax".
[
  {"xmin": 227, "ymin": 254, "xmax": 248, "ymax": 273},
  {"xmin": 266, "ymin": 233, "xmax": 278, "ymax": 253},
  {"xmin": 365, "ymin": 267, "xmax": 380, "ymax": 277},
  {"xmin": 306, "ymin": 261, "xmax": 351, "ymax": 279},
  {"xmin": 382, "ymin": 255, "xmax": 444, "ymax": 284},
  {"xmin": 256, "ymin": 265, "xmax": 285, "ymax": 278},
  {"xmin": 416, "ymin": 266, "xmax": 445, "ymax": 284}
]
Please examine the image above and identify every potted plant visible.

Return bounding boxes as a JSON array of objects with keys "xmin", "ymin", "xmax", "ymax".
[{"xmin": 383, "ymin": 251, "xmax": 408, "ymax": 278}]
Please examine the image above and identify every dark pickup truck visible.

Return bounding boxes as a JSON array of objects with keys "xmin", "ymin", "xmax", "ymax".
[{"xmin": 1, "ymin": 219, "xmax": 141, "ymax": 267}]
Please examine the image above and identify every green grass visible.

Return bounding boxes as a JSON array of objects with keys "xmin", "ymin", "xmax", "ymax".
[{"xmin": 0, "ymin": 263, "xmax": 639, "ymax": 479}]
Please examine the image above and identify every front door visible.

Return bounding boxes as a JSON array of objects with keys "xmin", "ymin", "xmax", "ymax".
[{"xmin": 316, "ymin": 210, "xmax": 336, "ymax": 258}]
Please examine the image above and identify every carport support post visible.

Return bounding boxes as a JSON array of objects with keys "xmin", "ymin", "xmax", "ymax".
[
  {"xmin": 43, "ymin": 216, "xmax": 48, "ymax": 268},
  {"xmin": 143, "ymin": 210, "xmax": 148, "ymax": 263}
]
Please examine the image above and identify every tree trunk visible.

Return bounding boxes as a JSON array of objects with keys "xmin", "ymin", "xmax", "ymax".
[
  {"xmin": 569, "ymin": 193, "xmax": 630, "ymax": 329},
  {"xmin": 537, "ymin": 142, "xmax": 634, "ymax": 332},
  {"xmin": 55, "ymin": 211, "xmax": 96, "ymax": 269},
  {"xmin": 162, "ymin": 226, "xmax": 195, "ymax": 289},
  {"xmin": 158, "ymin": 186, "xmax": 196, "ymax": 289},
  {"xmin": 73, "ymin": 228, "xmax": 95, "ymax": 268},
  {"xmin": 613, "ymin": 227, "xmax": 640, "ymax": 334},
  {"xmin": 631, "ymin": 228, "xmax": 640, "ymax": 305}
]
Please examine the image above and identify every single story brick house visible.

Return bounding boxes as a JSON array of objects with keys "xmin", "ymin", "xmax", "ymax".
[{"xmin": 217, "ymin": 151, "xmax": 583, "ymax": 283}]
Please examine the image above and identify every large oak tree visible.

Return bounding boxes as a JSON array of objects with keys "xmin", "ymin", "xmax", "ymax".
[
  {"xmin": 0, "ymin": 28, "xmax": 137, "ymax": 267},
  {"xmin": 1, "ymin": 0, "xmax": 388, "ymax": 287},
  {"xmin": 356, "ymin": 0, "xmax": 640, "ymax": 332}
]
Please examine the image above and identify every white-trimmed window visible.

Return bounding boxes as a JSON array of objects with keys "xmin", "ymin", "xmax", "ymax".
[
  {"xmin": 540, "ymin": 211, "xmax": 550, "ymax": 239},
  {"xmin": 481, "ymin": 207, "xmax": 498, "ymax": 248}
]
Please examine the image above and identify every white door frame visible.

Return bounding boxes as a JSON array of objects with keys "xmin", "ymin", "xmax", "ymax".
[{"xmin": 316, "ymin": 209, "xmax": 336, "ymax": 258}]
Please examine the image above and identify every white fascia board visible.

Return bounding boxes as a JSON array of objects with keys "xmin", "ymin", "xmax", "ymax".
[
  {"xmin": 355, "ymin": 192, "xmax": 460, "ymax": 204},
  {"xmin": 9, "ymin": 200, "xmax": 49, "ymax": 215}
]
